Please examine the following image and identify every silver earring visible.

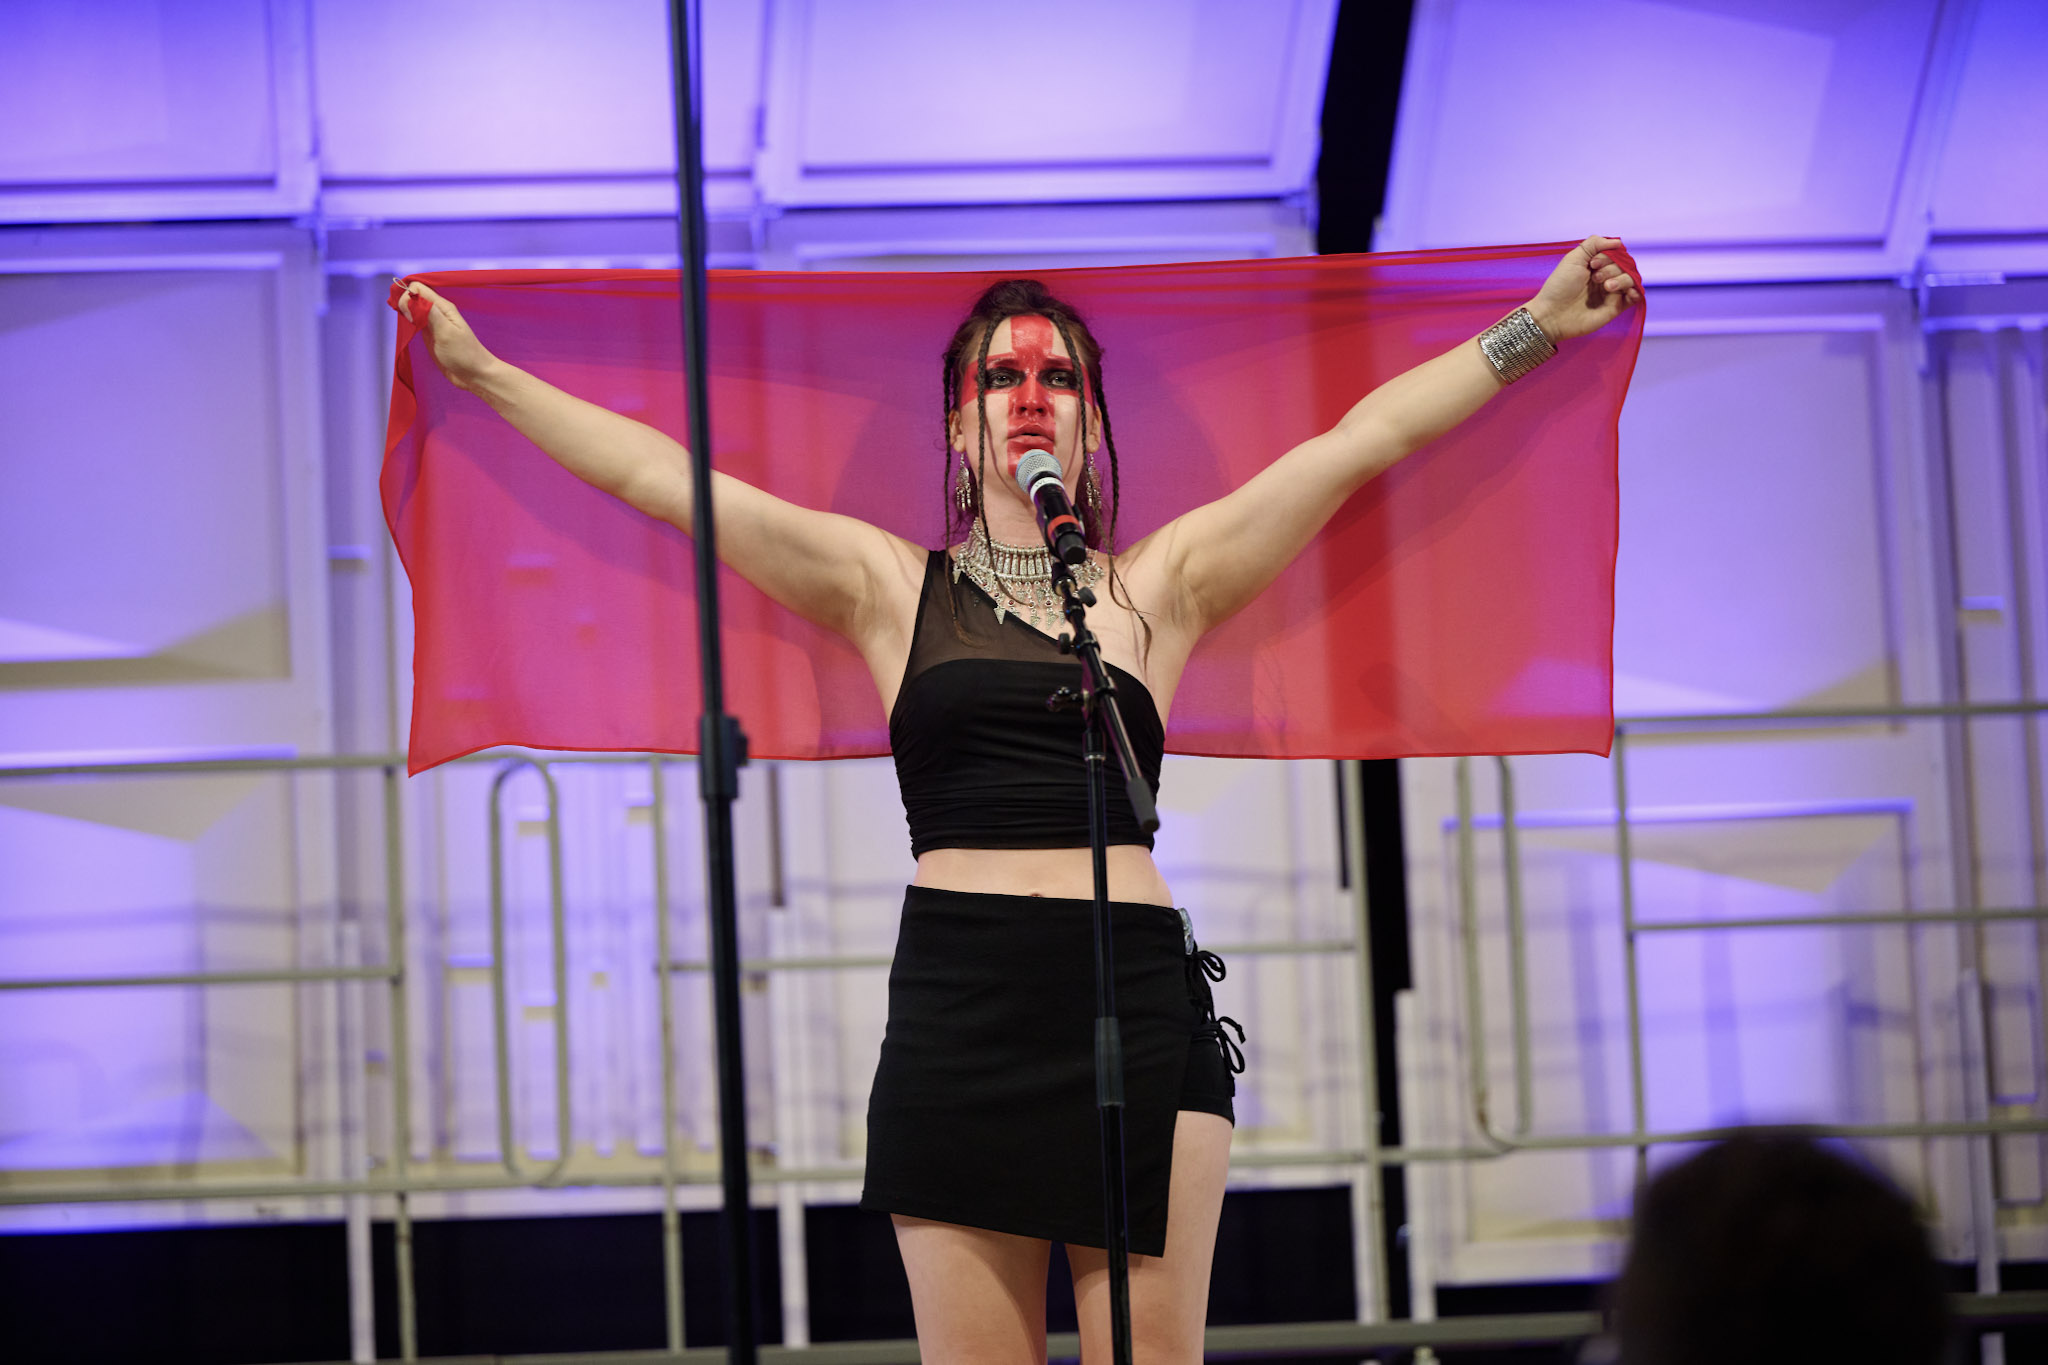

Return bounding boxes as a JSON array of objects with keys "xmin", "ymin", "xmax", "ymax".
[
  {"xmin": 955, "ymin": 459, "xmax": 974, "ymax": 514},
  {"xmin": 1084, "ymin": 457, "xmax": 1103, "ymax": 523}
]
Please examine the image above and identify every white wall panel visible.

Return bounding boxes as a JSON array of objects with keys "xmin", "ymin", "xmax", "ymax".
[
  {"xmin": 758, "ymin": 199, "xmax": 1316, "ymax": 271},
  {"xmin": 0, "ymin": 226, "xmax": 338, "ymax": 1228},
  {"xmin": 1930, "ymin": 0, "xmax": 2048, "ymax": 237},
  {"xmin": 0, "ymin": 271, "xmax": 286, "ymax": 682},
  {"xmin": 1, "ymin": 0, "xmax": 277, "ymax": 181},
  {"xmin": 1384, "ymin": 0, "xmax": 1938, "ymax": 246},
  {"xmin": 0, "ymin": 239, "xmax": 332, "ymax": 752},
  {"xmin": 312, "ymin": 0, "xmax": 765, "ymax": 220},
  {"xmin": 1612, "ymin": 324, "xmax": 1895, "ymax": 715},
  {"xmin": 1373, "ymin": 0, "xmax": 2048, "ymax": 283},
  {"xmin": 756, "ymin": 0, "xmax": 1339, "ymax": 207},
  {"xmin": 0, "ymin": 0, "xmax": 315, "ymax": 223}
]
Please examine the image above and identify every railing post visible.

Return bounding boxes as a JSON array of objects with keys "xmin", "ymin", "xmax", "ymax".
[
  {"xmin": 1453, "ymin": 759, "xmax": 1494, "ymax": 1140},
  {"xmin": 1340, "ymin": 759, "xmax": 1390, "ymax": 1324},
  {"xmin": 382, "ymin": 761, "xmax": 418, "ymax": 1362},
  {"xmin": 487, "ymin": 759, "xmax": 575, "ymax": 1185},
  {"xmin": 1496, "ymin": 757, "xmax": 1534, "ymax": 1136},
  {"xmin": 1612, "ymin": 728, "xmax": 1650, "ymax": 1185},
  {"xmin": 651, "ymin": 758, "xmax": 686, "ymax": 1352},
  {"xmin": 1961, "ymin": 968, "xmax": 2007, "ymax": 1365},
  {"xmin": 339, "ymin": 918, "xmax": 375, "ymax": 1363}
]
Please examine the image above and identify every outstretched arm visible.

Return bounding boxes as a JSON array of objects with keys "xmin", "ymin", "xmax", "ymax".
[
  {"xmin": 1130, "ymin": 237, "xmax": 1640, "ymax": 635},
  {"xmin": 397, "ymin": 281, "xmax": 918, "ymax": 642}
]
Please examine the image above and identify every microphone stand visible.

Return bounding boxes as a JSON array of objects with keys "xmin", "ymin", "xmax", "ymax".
[
  {"xmin": 1046, "ymin": 553, "xmax": 1159, "ymax": 1365},
  {"xmin": 665, "ymin": 0, "xmax": 756, "ymax": 1358}
]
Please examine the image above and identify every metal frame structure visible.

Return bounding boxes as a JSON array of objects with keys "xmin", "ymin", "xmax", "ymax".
[{"xmin": 3, "ymin": 697, "xmax": 2046, "ymax": 1359}]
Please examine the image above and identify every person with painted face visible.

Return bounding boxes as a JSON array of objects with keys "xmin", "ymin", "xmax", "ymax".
[{"xmin": 399, "ymin": 238, "xmax": 1640, "ymax": 1361}]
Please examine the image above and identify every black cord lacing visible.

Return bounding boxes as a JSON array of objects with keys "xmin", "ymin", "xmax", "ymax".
[
  {"xmin": 1185, "ymin": 943, "xmax": 1247, "ymax": 1075},
  {"xmin": 1197, "ymin": 1015, "xmax": 1247, "ymax": 1074}
]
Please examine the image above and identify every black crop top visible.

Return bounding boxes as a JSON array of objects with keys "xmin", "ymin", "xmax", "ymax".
[{"xmin": 889, "ymin": 550, "xmax": 1166, "ymax": 858}]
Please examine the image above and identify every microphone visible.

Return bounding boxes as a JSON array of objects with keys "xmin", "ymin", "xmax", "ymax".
[{"xmin": 1013, "ymin": 449, "xmax": 1088, "ymax": 566}]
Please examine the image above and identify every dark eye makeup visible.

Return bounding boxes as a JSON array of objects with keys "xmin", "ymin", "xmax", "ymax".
[{"xmin": 981, "ymin": 366, "xmax": 1075, "ymax": 390}]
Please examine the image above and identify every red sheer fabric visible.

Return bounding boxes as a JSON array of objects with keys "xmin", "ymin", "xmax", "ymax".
[{"xmin": 382, "ymin": 245, "xmax": 1642, "ymax": 774}]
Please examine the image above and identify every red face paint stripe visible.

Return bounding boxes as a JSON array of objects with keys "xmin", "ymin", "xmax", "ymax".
[{"xmin": 968, "ymin": 314, "xmax": 1082, "ymax": 480}]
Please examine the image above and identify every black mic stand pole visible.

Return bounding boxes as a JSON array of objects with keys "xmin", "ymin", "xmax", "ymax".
[
  {"xmin": 665, "ymin": 1, "xmax": 756, "ymax": 1359},
  {"xmin": 1048, "ymin": 556, "xmax": 1160, "ymax": 1365}
]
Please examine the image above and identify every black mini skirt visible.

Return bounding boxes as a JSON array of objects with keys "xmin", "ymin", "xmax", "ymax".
[{"xmin": 860, "ymin": 885, "xmax": 1243, "ymax": 1256}]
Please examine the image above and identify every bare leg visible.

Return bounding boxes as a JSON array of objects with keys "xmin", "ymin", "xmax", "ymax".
[
  {"xmin": 893, "ymin": 1214, "xmax": 1053, "ymax": 1363},
  {"xmin": 1068, "ymin": 1111, "xmax": 1232, "ymax": 1363}
]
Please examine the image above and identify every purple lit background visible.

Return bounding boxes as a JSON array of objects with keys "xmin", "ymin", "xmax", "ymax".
[{"xmin": 2, "ymin": 0, "xmax": 2047, "ymax": 1312}]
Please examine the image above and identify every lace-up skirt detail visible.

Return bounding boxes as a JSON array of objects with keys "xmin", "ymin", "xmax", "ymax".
[{"xmin": 860, "ymin": 887, "xmax": 1244, "ymax": 1255}]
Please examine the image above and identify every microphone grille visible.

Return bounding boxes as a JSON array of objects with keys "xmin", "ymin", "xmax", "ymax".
[{"xmin": 1014, "ymin": 449, "xmax": 1063, "ymax": 491}]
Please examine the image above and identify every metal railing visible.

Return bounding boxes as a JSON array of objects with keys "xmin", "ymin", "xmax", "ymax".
[
  {"xmin": 1433, "ymin": 700, "xmax": 2048, "ymax": 1161},
  {"xmin": 3, "ymin": 699, "xmax": 2046, "ymax": 1358}
]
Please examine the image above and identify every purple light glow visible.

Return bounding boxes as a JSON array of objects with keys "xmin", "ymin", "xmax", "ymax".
[{"xmin": 0, "ymin": 0, "xmax": 2044, "ymax": 1295}]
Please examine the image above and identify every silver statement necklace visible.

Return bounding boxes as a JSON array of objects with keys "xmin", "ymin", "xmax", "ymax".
[{"xmin": 952, "ymin": 530, "xmax": 1105, "ymax": 636}]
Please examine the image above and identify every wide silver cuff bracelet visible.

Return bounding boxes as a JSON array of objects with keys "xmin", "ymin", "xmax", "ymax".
[{"xmin": 1478, "ymin": 306, "xmax": 1557, "ymax": 384}]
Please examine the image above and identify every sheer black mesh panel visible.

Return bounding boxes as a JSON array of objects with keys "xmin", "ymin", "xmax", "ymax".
[{"xmin": 889, "ymin": 552, "xmax": 1163, "ymax": 858}]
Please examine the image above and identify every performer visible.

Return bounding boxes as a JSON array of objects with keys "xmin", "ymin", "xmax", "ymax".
[{"xmin": 397, "ymin": 237, "xmax": 1638, "ymax": 1360}]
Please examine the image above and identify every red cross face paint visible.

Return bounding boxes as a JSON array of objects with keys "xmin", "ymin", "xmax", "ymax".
[{"xmin": 957, "ymin": 314, "xmax": 1088, "ymax": 481}]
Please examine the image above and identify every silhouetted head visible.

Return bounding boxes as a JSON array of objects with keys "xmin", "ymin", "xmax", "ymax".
[{"xmin": 1613, "ymin": 1131, "xmax": 1948, "ymax": 1365}]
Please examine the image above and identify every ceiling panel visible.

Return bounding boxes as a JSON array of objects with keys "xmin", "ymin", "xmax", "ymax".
[
  {"xmin": 756, "ymin": 0, "xmax": 1339, "ymax": 207},
  {"xmin": 312, "ymin": 0, "xmax": 764, "ymax": 220},
  {"xmin": 1380, "ymin": 1, "xmax": 1941, "ymax": 259},
  {"xmin": 1929, "ymin": 0, "xmax": 2048, "ymax": 236},
  {"xmin": 0, "ymin": 0, "xmax": 314, "ymax": 223},
  {"xmin": 1375, "ymin": 0, "xmax": 2048, "ymax": 283},
  {"xmin": 0, "ymin": 0, "xmax": 281, "ymax": 183}
]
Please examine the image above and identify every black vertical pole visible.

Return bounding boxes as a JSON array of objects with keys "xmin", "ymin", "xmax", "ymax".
[
  {"xmin": 1051, "ymin": 558, "xmax": 1146, "ymax": 1365},
  {"xmin": 1319, "ymin": 3, "xmax": 1418, "ymax": 1321},
  {"xmin": 1085, "ymin": 699, "xmax": 1134, "ymax": 1364},
  {"xmin": 665, "ymin": 1, "xmax": 756, "ymax": 1358}
]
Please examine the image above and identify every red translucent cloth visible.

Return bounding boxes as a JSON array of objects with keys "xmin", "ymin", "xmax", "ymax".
[{"xmin": 382, "ymin": 245, "xmax": 1642, "ymax": 774}]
